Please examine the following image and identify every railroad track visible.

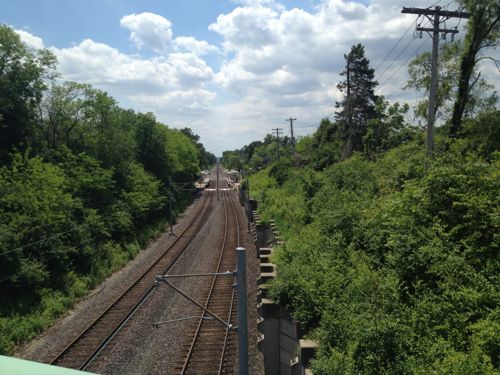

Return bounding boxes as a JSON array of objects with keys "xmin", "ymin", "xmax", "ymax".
[
  {"xmin": 171, "ymin": 183, "xmax": 244, "ymax": 375},
  {"xmin": 49, "ymin": 188, "xmax": 215, "ymax": 370}
]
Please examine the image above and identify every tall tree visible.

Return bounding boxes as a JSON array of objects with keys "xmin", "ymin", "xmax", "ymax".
[
  {"xmin": 135, "ymin": 113, "xmax": 169, "ymax": 184},
  {"xmin": 450, "ymin": 0, "xmax": 500, "ymax": 136},
  {"xmin": 38, "ymin": 82, "xmax": 94, "ymax": 151},
  {"xmin": 406, "ymin": 41, "xmax": 498, "ymax": 127},
  {"xmin": 335, "ymin": 43, "xmax": 378, "ymax": 158},
  {"xmin": 0, "ymin": 25, "xmax": 57, "ymax": 164}
]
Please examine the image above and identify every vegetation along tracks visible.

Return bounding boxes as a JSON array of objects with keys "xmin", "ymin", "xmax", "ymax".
[{"xmin": 49, "ymin": 189, "xmax": 215, "ymax": 370}]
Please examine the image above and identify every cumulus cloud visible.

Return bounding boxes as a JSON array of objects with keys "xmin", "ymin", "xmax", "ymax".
[
  {"xmin": 120, "ymin": 12, "xmax": 173, "ymax": 53},
  {"xmin": 131, "ymin": 89, "xmax": 217, "ymax": 115},
  {"xmin": 15, "ymin": 29, "xmax": 44, "ymax": 49},
  {"xmin": 53, "ymin": 39, "xmax": 214, "ymax": 92},
  {"xmin": 11, "ymin": 2, "xmax": 498, "ymax": 155},
  {"xmin": 208, "ymin": 0, "xmax": 470, "ymax": 110},
  {"xmin": 209, "ymin": 5, "xmax": 281, "ymax": 51},
  {"xmin": 174, "ymin": 36, "xmax": 220, "ymax": 56}
]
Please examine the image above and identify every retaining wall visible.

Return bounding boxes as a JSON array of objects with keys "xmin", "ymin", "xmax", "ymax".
[{"xmin": 241, "ymin": 187, "xmax": 318, "ymax": 375}]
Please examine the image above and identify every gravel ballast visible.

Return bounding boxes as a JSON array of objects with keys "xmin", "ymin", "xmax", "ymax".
[{"xmin": 17, "ymin": 188, "xmax": 264, "ymax": 375}]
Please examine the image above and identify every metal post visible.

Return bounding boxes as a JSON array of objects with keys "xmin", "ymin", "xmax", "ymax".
[
  {"xmin": 236, "ymin": 247, "xmax": 248, "ymax": 375},
  {"xmin": 247, "ymin": 174, "xmax": 250, "ymax": 202},
  {"xmin": 217, "ymin": 163, "xmax": 220, "ymax": 200},
  {"xmin": 168, "ymin": 176, "xmax": 174, "ymax": 235}
]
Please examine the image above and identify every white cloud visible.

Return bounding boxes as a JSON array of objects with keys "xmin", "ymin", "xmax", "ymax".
[
  {"xmin": 131, "ymin": 89, "xmax": 217, "ymax": 115},
  {"xmin": 120, "ymin": 12, "xmax": 173, "ymax": 53},
  {"xmin": 174, "ymin": 36, "xmax": 220, "ymax": 56},
  {"xmin": 15, "ymin": 29, "xmax": 44, "ymax": 49},
  {"xmin": 53, "ymin": 40, "xmax": 213, "ymax": 92},
  {"xmin": 11, "ymin": 2, "xmax": 499, "ymax": 155},
  {"xmin": 209, "ymin": 5, "xmax": 281, "ymax": 51}
]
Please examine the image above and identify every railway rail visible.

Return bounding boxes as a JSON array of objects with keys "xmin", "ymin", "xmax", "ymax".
[
  {"xmin": 170, "ymin": 181, "xmax": 244, "ymax": 375},
  {"xmin": 49, "ymin": 186, "xmax": 215, "ymax": 370}
]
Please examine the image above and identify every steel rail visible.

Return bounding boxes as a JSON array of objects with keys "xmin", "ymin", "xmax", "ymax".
[
  {"xmin": 50, "ymin": 189, "xmax": 214, "ymax": 370},
  {"xmin": 217, "ymin": 191, "xmax": 241, "ymax": 374},
  {"xmin": 177, "ymin": 179, "xmax": 241, "ymax": 374}
]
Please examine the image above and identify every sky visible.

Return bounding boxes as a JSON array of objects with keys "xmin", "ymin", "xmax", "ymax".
[{"xmin": 2, "ymin": 0, "xmax": 499, "ymax": 155}]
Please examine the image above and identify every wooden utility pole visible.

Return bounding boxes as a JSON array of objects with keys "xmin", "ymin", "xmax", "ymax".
[
  {"xmin": 271, "ymin": 128, "xmax": 283, "ymax": 161},
  {"xmin": 402, "ymin": 6, "xmax": 469, "ymax": 156},
  {"xmin": 286, "ymin": 117, "xmax": 297, "ymax": 153}
]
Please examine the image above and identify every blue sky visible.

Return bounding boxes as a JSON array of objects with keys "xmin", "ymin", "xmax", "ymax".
[{"xmin": 2, "ymin": 0, "xmax": 498, "ymax": 155}]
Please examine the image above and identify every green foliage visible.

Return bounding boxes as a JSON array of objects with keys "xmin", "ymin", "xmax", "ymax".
[
  {"xmin": 0, "ymin": 24, "xmax": 211, "ymax": 354},
  {"xmin": 457, "ymin": 110, "xmax": 500, "ymax": 160},
  {"xmin": 336, "ymin": 43, "xmax": 378, "ymax": 157},
  {"xmin": 450, "ymin": 0, "xmax": 500, "ymax": 135},
  {"xmin": 180, "ymin": 127, "xmax": 216, "ymax": 170},
  {"xmin": 250, "ymin": 136, "xmax": 499, "ymax": 373},
  {"xmin": 0, "ymin": 24, "xmax": 57, "ymax": 163},
  {"xmin": 406, "ymin": 41, "xmax": 497, "ymax": 125},
  {"xmin": 221, "ymin": 150, "xmax": 242, "ymax": 170},
  {"xmin": 163, "ymin": 127, "xmax": 200, "ymax": 181}
]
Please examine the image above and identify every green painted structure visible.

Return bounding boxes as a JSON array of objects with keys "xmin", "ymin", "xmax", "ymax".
[{"xmin": 0, "ymin": 355, "xmax": 97, "ymax": 375}]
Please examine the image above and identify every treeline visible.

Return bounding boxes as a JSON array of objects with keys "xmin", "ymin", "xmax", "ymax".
[
  {"xmin": 224, "ymin": 3, "xmax": 499, "ymax": 373},
  {"xmin": 0, "ymin": 25, "xmax": 215, "ymax": 354},
  {"xmin": 248, "ymin": 113, "xmax": 498, "ymax": 373}
]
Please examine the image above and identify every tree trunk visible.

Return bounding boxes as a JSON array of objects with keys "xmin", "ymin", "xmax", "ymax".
[{"xmin": 450, "ymin": 6, "xmax": 499, "ymax": 137}]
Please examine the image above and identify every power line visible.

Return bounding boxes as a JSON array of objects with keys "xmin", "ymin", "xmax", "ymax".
[
  {"xmin": 376, "ymin": 36, "xmax": 417, "ymax": 82},
  {"xmin": 376, "ymin": 18, "xmax": 432, "ymax": 83},
  {"xmin": 374, "ymin": 15, "xmax": 420, "ymax": 72},
  {"xmin": 379, "ymin": 35, "xmax": 432, "ymax": 89},
  {"xmin": 426, "ymin": 0, "xmax": 442, "ymax": 9}
]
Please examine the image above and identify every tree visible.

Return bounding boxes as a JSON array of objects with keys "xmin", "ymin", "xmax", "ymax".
[
  {"xmin": 0, "ymin": 25, "xmax": 57, "ymax": 164},
  {"xmin": 450, "ymin": 0, "xmax": 500, "ymax": 136},
  {"xmin": 135, "ymin": 113, "xmax": 169, "ymax": 184},
  {"xmin": 180, "ymin": 127, "xmax": 216, "ymax": 170},
  {"xmin": 309, "ymin": 118, "xmax": 342, "ymax": 169},
  {"xmin": 363, "ymin": 99, "xmax": 413, "ymax": 160},
  {"xmin": 38, "ymin": 82, "xmax": 94, "ymax": 151},
  {"xmin": 221, "ymin": 150, "xmax": 242, "ymax": 170},
  {"xmin": 335, "ymin": 44, "xmax": 378, "ymax": 158},
  {"xmin": 406, "ymin": 41, "xmax": 497, "ymax": 126}
]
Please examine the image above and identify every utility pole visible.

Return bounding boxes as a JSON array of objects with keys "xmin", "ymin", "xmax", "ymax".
[
  {"xmin": 402, "ymin": 6, "xmax": 469, "ymax": 156},
  {"xmin": 271, "ymin": 128, "xmax": 283, "ymax": 161},
  {"xmin": 286, "ymin": 117, "xmax": 297, "ymax": 153}
]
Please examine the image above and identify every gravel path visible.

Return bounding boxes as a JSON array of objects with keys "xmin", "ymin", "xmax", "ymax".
[{"xmin": 17, "ymin": 187, "xmax": 264, "ymax": 374}]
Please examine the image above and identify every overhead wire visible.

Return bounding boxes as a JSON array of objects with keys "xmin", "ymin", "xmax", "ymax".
[
  {"xmin": 376, "ymin": 37, "xmax": 417, "ymax": 82},
  {"xmin": 426, "ymin": 0, "xmax": 442, "ymax": 9},
  {"xmin": 379, "ymin": 35, "xmax": 432, "ymax": 89},
  {"xmin": 373, "ymin": 15, "xmax": 420, "ymax": 72},
  {"xmin": 376, "ymin": 16, "xmax": 431, "ymax": 83}
]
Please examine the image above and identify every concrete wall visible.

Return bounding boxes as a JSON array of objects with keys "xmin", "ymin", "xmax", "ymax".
[{"xmin": 251, "ymin": 209, "xmax": 318, "ymax": 375}]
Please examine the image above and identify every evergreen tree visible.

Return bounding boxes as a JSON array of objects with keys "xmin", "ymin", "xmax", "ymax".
[{"xmin": 335, "ymin": 43, "xmax": 378, "ymax": 158}]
